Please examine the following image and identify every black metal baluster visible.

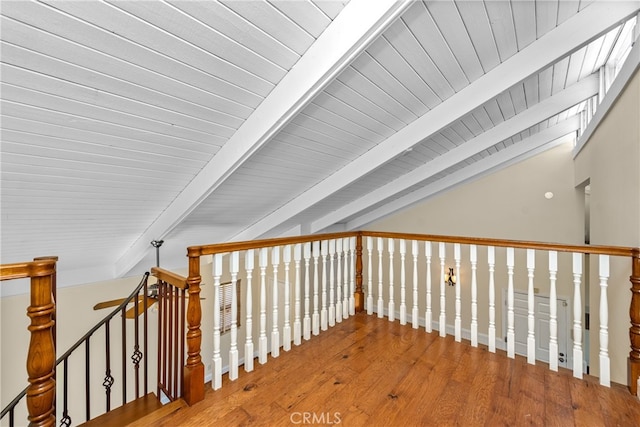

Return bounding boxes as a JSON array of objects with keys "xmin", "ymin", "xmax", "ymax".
[
  {"xmin": 121, "ymin": 305, "xmax": 127, "ymax": 405},
  {"xmin": 143, "ymin": 277, "xmax": 148, "ymax": 396},
  {"xmin": 156, "ymin": 280, "xmax": 163, "ymax": 399},
  {"xmin": 85, "ymin": 338, "xmax": 91, "ymax": 422},
  {"xmin": 132, "ymin": 290, "xmax": 142, "ymax": 399},
  {"xmin": 173, "ymin": 286, "xmax": 179, "ymax": 399},
  {"xmin": 60, "ymin": 358, "xmax": 71, "ymax": 427},
  {"xmin": 167, "ymin": 285, "xmax": 174, "ymax": 399},
  {"xmin": 103, "ymin": 321, "xmax": 113, "ymax": 411}
]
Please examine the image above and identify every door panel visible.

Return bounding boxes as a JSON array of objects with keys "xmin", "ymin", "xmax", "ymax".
[{"xmin": 511, "ymin": 290, "xmax": 570, "ymax": 368}]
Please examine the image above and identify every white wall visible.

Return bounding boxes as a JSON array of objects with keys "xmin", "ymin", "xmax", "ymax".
[{"xmin": 369, "ymin": 141, "xmax": 584, "ymax": 244}]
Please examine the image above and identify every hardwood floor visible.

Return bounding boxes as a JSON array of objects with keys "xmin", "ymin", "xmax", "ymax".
[{"xmin": 158, "ymin": 314, "xmax": 640, "ymax": 426}]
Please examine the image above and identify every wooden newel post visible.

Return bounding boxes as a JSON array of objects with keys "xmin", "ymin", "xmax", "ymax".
[
  {"xmin": 355, "ymin": 233, "xmax": 364, "ymax": 312},
  {"xmin": 27, "ymin": 260, "xmax": 56, "ymax": 427},
  {"xmin": 184, "ymin": 253, "xmax": 205, "ymax": 405},
  {"xmin": 629, "ymin": 248, "xmax": 640, "ymax": 396}
]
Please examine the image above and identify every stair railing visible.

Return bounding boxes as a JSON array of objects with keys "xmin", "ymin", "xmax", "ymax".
[
  {"xmin": 151, "ymin": 267, "xmax": 187, "ymax": 403},
  {"xmin": 1, "ymin": 269, "xmax": 152, "ymax": 427}
]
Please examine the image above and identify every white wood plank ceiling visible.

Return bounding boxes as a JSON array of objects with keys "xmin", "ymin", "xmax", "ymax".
[{"xmin": 1, "ymin": 0, "xmax": 638, "ymax": 287}]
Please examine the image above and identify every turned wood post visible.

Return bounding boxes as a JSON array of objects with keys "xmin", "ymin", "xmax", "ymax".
[
  {"xmin": 184, "ymin": 253, "xmax": 205, "ymax": 405},
  {"xmin": 32, "ymin": 257, "xmax": 58, "ymax": 354},
  {"xmin": 27, "ymin": 260, "xmax": 57, "ymax": 427},
  {"xmin": 355, "ymin": 233, "xmax": 364, "ymax": 312},
  {"xmin": 629, "ymin": 248, "xmax": 640, "ymax": 396}
]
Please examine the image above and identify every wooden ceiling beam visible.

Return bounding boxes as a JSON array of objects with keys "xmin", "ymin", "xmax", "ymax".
[
  {"xmin": 232, "ymin": 1, "xmax": 638, "ymax": 242},
  {"xmin": 311, "ymin": 75, "xmax": 597, "ymax": 232},
  {"xmin": 347, "ymin": 118, "xmax": 581, "ymax": 231},
  {"xmin": 114, "ymin": 0, "xmax": 414, "ymax": 277}
]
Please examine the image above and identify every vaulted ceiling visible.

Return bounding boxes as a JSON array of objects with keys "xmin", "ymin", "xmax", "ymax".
[{"xmin": 1, "ymin": 0, "xmax": 638, "ymax": 286}]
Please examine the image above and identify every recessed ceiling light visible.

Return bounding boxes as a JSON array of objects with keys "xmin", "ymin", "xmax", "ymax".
[{"xmin": 544, "ymin": 192, "xmax": 554, "ymax": 199}]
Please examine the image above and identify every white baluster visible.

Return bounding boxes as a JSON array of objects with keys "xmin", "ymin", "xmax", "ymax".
[
  {"xmin": 549, "ymin": 251, "xmax": 558, "ymax": 371},
  {"xmin": 321, "ymin": 240, "xmax": 328, "ymax": 331},
  {"xmin": 335, "ymin": 239, "xmax": 343, "ymax": 323},
  {"xmin": 367, "ymin": 237, "xmax": 374, "ymax": 315},
  {"xmin": 343, "ymin": 237, "xmax": 350, "ymax": 319},
  {"xmin": 527, "ymin": 249, "xmax": 536, "ymax": 365},
  {"xmin": 573, "ymin": 253, "xmax": 583, "ymax": 379},
  {"xmin": 439, "ymin": 242, "xmax": 446, "ymax": 337},
  {"xmin": 425, "ymin": 241, "xmax": 432, "ymax": 333},
  {"xmin": 258, "ymin": 248, "xmax": 268, "ymax": 364},
  {"xmin": 488, "ymin": 246, "xmax": 496, "ymax": 353},
  {"xmin": 388, "ymin": 238, "xmax": 395, "ymax": 322},
  {"xmin": 229, "ymin": 251, "xmax": 240, "ymax": 380},
  {"xmin": 328, "ymin": 239, "xmax": 336, "ymax": 327},
  {"xmin": 282, "ymin": 245, "xmax": 291, "ymax": 351},
  {"xmin": 470, "ymin": 245, "xmax": 478, "ymax": 347},
  {"xmin": 412, "ymin": 240, "xmax": 419, "ymax": 329},
  {"xmin": 271, "ymin": 246, "xmax": 280, "ymax": 358},
  {"xmin": 212, "ymin": 254, "xmax": 223, "ymax": 389},
  {"xmin": 312, "ymin": 241, "xmax": 321, "ymax": 335},
  {"xmin": 399, "ymin": 239, "xmax": 407, "ymax": 325},
  {"xmin": 454, "ymin": 243, "xmax": 461, "ymax": 342},
  {"xmin": 599, "ymin": 255, "xmax": 610, "ymax": 387},
  {"xmin": 293, "ymin": 244, "xmax": 302, "ymax": 345},
  {"xmin": 507, "ymin": 247, "xmax": 515, "ymax": 358},
  {"xmin": 349, "ymin": 236, "xmax": 356, "ymax": 316},
  {"xmin": 303, "ymin": 242, "xmax": 311, "ymax": 340},
  {"xmin": 377, "ymin": 237, "xmax": 384, "ymax": 318},
  {"xmin": 244, "ymin": 249, "xmax": 254, "ymax": 373}
]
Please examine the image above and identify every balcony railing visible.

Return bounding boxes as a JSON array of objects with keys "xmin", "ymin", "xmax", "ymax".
[
  {"xmin": 3, "ymin": 230, "xmax": 639, "ymax": 426},
  {"xmin": 182, "ymin": 231, "xmax": 639, "ymax": 400}
]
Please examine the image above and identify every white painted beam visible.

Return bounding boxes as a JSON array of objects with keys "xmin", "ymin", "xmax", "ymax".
[
  {"xmin": 346, "ymin": 118, "xmax": 580, "ymax": 231},
  {"xmin": 310, "ymin": 75, "xmax": 597, "ymax": 232},
  {"xmin": 114, "ymin": 0, "xmax": 413, "ymax": 276},
  {"xmin": 231, "ymin": 1, "xmax": 639, "ymax": 242},
  {"xmin": 574, "ymin": 31, "xmax": 640, "ymax": 155}
]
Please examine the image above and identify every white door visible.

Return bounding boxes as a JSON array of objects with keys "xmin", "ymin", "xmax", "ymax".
[{"xmin": 511, "ymin": 290, "xmax": 570, "ymax": 368}]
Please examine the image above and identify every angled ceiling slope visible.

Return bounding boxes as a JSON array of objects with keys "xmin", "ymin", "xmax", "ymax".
[
  {"xmin": 228, "ymin": 1, "xmax": 639, "ymax": 240},
  {"xmin": 1, "ymin": 1, "xmax": 638, "ymax": 288}
]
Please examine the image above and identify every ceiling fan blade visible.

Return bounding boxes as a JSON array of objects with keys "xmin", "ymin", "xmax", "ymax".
[
  {"xmin": 125, "ymin": 299, "xmax": 157, "ymax": 319},
  {"xmin": 93, "ymin": 295, "xmax": 144, "ymax": 310}
]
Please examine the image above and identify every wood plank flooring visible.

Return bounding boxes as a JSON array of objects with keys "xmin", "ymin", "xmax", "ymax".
[{"xmin": 158, "ymin": 314, "xmax": 640, "ymax": 426}]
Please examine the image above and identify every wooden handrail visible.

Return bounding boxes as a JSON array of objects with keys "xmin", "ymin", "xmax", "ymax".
[
  {"xmin": 187, "ymin": 231, "xmax": 359, "ymax": 257},
  {"xmin": 151, "ymin": 267, "xmax": 188, "ymax": 290},
  {"xmin": 361, "ymin": 231, "xmax": 636, "ymax": 257},
  {"xmin": 0, "ymin": 260, "xmax": 56, "ymax": 281}
]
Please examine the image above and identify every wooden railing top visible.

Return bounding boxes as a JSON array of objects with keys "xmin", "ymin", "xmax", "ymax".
[
  {"xmin": 186, "ymin": 230, "xmax": 637, "ymax": 259},
  {"xmin": 151, "ymin": 267, "xmax": 188, "ymax": 289},
  {"xmin": 361, "ymin": 231, "xmax": 638, "ymax": 258},
  {"xmin": 187, "ymin": 231, "xmax": 359, "ymax": 257},
  {"xmin": 0, "ymin": 259, "xmax": 57, "ymax": 281}
]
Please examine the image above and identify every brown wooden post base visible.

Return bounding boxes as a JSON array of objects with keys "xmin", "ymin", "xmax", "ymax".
[
  {"xmin": 182, "ymin": 364, "xmax": 205, "ymax": 405},
  {"xmin": 184, "ymin": 254, "xmax": 205, "ymax": 406}
]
